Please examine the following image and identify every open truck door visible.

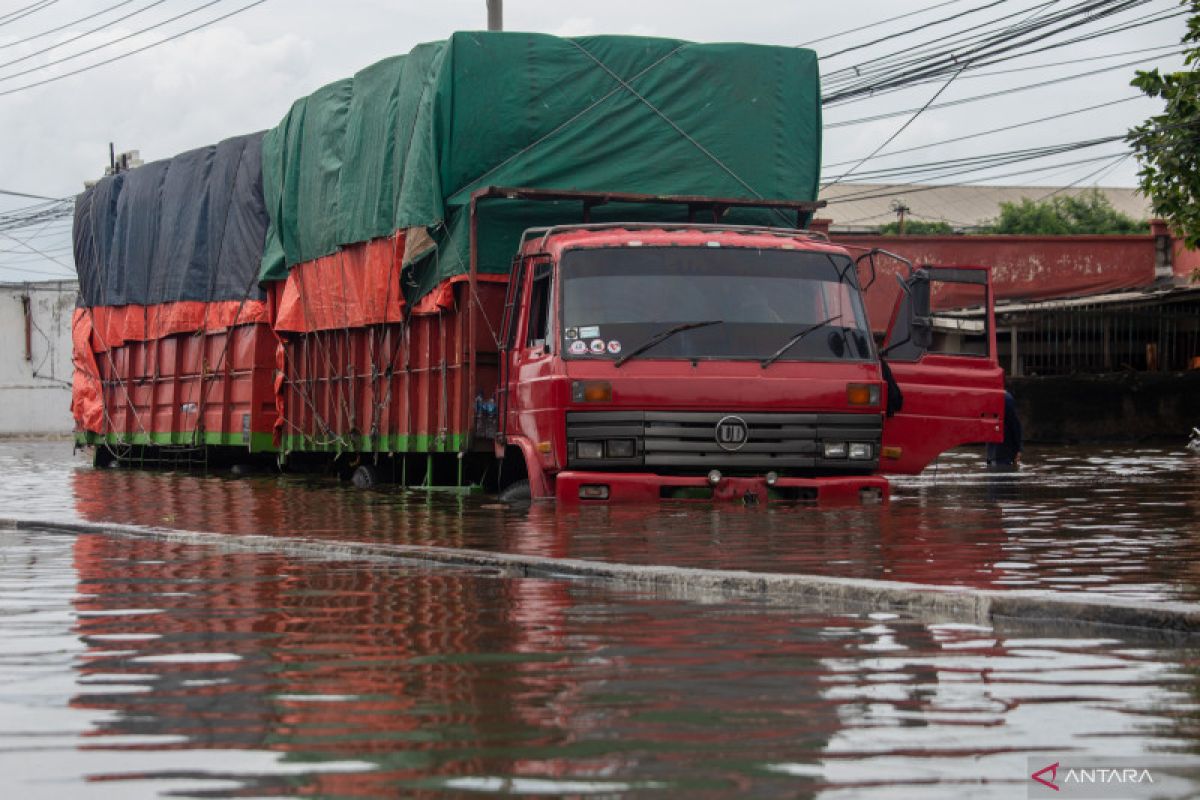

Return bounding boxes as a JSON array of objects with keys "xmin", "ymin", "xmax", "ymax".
[{"xmin": 878, "ymin": 264, "xmax": 1005, "ymax": 474}]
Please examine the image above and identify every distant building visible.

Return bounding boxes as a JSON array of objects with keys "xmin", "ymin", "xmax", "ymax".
[
  {"xmin": 819, "ymin": 183, "xmax": 1150, "ymax": 233},
  {"xmin": 0, "ymin": 281, "xmax": 77, "ymax": 435}
]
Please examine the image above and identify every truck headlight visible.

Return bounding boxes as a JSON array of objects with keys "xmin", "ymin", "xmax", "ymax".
[
  {"xmin": 577, "ymin": 441, "xmax": 604, "ymax": 460},
  {"xmin": 823, "ymin": 442, "xmax": 847, "ymax": 459},
  {"xmin": 848, "ymin": 442, "xmax": 873, "ymax": 460},
  {"xmin": 606, "ymin": 439, "xmax": 635, "ymax": 458}
]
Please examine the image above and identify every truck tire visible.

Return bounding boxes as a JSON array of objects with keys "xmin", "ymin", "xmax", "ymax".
[
  {"xmin": 93, "ymin": 447, "xmax": 117, "ymax": 469},
  {"xmin": 498, "ymin": 479, "xmax": 531, "ymax": 504},
  {"xmin": 351, "ymin": 464, "xmax": 379, "ymax": 490}
]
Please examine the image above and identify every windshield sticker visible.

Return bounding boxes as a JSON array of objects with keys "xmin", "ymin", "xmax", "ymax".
[
  {"xmin": 565, "ymin": 327, "xmax": 579, "ymax": 340},
  {"xmin": 606, "ymin": 340, "xmax": 622, "ymax": 354},
  {"xmin": 569, "ymin": 340, "xmax": 588, "ymax": 355},
  {"xmin": 579, "ymin": 325, "xmax": 600, "ymax": 339},
  {"xmin": 589, "ymin": 339, "xmax": 606, "ymax": 354}
]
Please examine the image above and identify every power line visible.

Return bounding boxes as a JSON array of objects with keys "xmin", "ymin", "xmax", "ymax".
[
  {"xmin": 0, "ymin": 0, "xmax": 268, "ymax": 98},
  {"xmin": 825, "ymin": 137, "xmax": 1127, "ymax": 185},
  {"xmin": 0, "ymin": 0, "xmax": 137, "ymax": 50},
  {"xmin": 820, "ymin": 0, "xmax": 1013, "ymax": 61},
  {"xmin": 0, "ymin": 0, "xmax": 222, "ymax": 83},
  {"xmin": 823, "ymin": 151, "xmax": 1134, "ymax": 205},
  {"xmin": 0, "ymin": 187, "xmax": 59, "ymax": 200},
  {"xmin": 0, "ymin": 0, "xmax": 58, "ymax": 29},
  {"xmin": 820, "ymin": 0, "xmax": 1171, "ymax": 103},
  {"xmin": 820, "ymin": 0, "xmax": 1085, "ymax": 85},
  {"xmin": 827, "ymin": 42, "xmax": 1185, "ymax": 108},
  {"xmin": 821, "ymin": 0, "xmax": 1158, "ymax": 85},
  {"xmin": 0, "ymin": 228, "xmax": 74, "ymax": 272},
  {"xmin": 825, "ymin": 50, "xmax": 1178, "ymax": 128},
  {"xmin": 823, "ymin": 95, "xmax": 1142, "ymax": 168},
  {"xmin": 822, "ymin": 126, "xmax": 1187, "ymax": 185},
  {"xmin": 0, "ymin": 263, "xmax": 76, "ymax": 279},
  {"xmin": 798, "ymin": 0, "xmax": 973, "ymax": 47},
  {"xmin": 1034, "ymin": 152, "xmax": 1134, "ymax": 199},
  {"xmin": 824, "ymin": 8, "xmax": 1187, "ymax": 106},
  {"xmin": 0, "ymin": 0, "xmax": 170, "ymax": 73},
  {"xmin": 825, "ymin": 67, "xmax": 967, "ymax": 188}
]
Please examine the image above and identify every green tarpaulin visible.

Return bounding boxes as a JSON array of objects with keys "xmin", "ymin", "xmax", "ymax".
[{"xmin": 259, "ymin": 31, "xmax": 822, "ymax": 300}]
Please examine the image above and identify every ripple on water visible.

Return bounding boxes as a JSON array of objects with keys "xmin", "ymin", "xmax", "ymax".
[
  {"xmin": 2, "ymin": 530, "xmax": 1200, "ymax": 798},
  {"xmin": 4, "ymin": 441, "xmax": 1200, "ymax": 601}
]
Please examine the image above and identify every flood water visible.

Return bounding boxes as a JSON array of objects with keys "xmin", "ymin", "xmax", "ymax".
[
  {"xmin": 3, "ymin": 440, "xmax": 1200, "ymax": 797},
  {"xmin": 5, "ymin": 527, "xmax": 1200, "ymax": 799},
  {"xmin": 3, "ymin": 440, "xmax": 1199, "ymax": 600}
]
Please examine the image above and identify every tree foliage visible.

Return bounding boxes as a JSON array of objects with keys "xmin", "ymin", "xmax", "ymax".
[
  {"xmin": 986, "ymin": 190, "xmax": 1145, "ymax": 235},
  {"xmin": 879, "ymin": 219, "xmax": 955, "ymax": 235},
  {"xmin": 1127, "ymin": 0, "xmax": 1200, "ymax": 248}
]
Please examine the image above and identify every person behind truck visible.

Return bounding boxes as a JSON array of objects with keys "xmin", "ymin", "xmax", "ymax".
[{"xmin": 986, "ymin": 390, "xmax": 1023, "ymax": 468}]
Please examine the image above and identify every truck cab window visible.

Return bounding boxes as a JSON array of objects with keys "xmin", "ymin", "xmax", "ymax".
[{"xmin": 526, "ymin": 270, "xmax": 552, "ymax": 349}]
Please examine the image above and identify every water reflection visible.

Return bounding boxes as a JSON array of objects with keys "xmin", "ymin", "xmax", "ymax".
[
  {"xmin": 55, "ymin": 443, "xmax": 1200, "ymax": 600},
  {"xmin": 3, "ymin": 530, "xmax": 1200, "ymax": 798}
]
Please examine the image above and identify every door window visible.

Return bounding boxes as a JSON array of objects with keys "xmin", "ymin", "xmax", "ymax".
[
  {"xmin": 886, "ymin": 268, "xmax": 990, "ymax": 361},
  {"xmin": 526, "ymin": 264, "xmax": 553, "ymax": 349}
]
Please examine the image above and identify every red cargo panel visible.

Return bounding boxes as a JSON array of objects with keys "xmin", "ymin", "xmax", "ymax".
[
  {"xmin": 274, "ymin": 280, "xmax": 507, "ymax": 454},
  {"xmin": 80, "ymin": 321, "xmax": 278, "ymax": 450}
]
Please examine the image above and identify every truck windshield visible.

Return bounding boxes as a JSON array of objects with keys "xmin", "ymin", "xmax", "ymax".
[{"xmin": 560, "ymin": 246, "xmax": 874, "ymax": 362}]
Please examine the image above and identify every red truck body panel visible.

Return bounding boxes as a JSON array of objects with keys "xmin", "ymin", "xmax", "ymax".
[
  {"xmin": 497, "ymin": 226, "xmax": 1004, "ymax": 500},
  {"xmin": 273, "ymin": 279, "xmax": 507, "ymax": 454},
  {"xmin": 79, "ymin": 321, "xmax": 277, "ymax": 451}
]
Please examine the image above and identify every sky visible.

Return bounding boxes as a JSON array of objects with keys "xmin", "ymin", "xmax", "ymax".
[{"xmin": 0, "ymin": 0, "xmax": 1189, "ymax": 280}]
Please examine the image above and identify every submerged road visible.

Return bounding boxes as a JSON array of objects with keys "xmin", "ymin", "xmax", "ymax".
[{"xmin": 2, "ymin": 440, "xmax": 1200, "ymax": 797}]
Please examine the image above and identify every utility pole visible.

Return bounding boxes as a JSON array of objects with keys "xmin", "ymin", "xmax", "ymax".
[
  {"xmin": 487, "ymin": 0, "xmax": 502, "ymax": 31},
  {"xmin": 890, "ymin": 198, "xmax": 911, "ymax": 235}
]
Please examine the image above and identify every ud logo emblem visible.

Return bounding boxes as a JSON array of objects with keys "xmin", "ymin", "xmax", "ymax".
[{"xmin": 715, "ymin": 416, "xmax": 749, "ymax": 452}]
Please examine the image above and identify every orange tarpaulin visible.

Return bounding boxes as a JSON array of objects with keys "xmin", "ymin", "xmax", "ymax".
[
  {"xmin": 70, "ymin": 309, "xmax": 104, "ymax": 434},
  {"xmin": 84, "ymin": 300, "xmax": 269, "ymax": 352},
  {"xmin": 271, "ymin": 235, "xmax": 406, "ymax": 333}
]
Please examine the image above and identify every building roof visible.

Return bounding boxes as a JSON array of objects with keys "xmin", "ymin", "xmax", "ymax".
[
  {"xmin": 0, "ymin": 279, "xmax": 77, "ymax": 291},
  {"xmin": 818, "ymin": 184, "xmax": 1152, "ymax": 232}
]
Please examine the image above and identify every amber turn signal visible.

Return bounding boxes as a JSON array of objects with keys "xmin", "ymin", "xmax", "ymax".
[
  {"xmin": 847, "ymin": 383, "xmax": 881, "ymax": 406},
  {"xmin": 571, "ymin": 380, "xmax": 613, "ymax": 403}
]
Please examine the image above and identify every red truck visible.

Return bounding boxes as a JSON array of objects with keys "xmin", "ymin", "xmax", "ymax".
[
  {"xmin": 73, "ymin": 35, "xmax": 1006, "ymax": 501},
  {"xmin": 457, "ymin": 189, "xmax": 1007, "ymax": 504}
]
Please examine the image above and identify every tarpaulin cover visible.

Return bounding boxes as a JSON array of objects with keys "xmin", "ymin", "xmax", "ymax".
[
  {"xmin": 259, "ymin": 32, "xmax": 822, "ymax": 301},
  {"xmin": 271, "ymin": 235, "xmax": 406, "ymax": 333},
  {"xmin": 70, "ymin": 309, "xmax": 104, "ymax": 433},
  {"xmin": 73, "ymin": 132, "xmax": 269, "ymax": 310},
  {"xmin": 83, "ymin": 300, "xmax": 269, "ymax": 352}
]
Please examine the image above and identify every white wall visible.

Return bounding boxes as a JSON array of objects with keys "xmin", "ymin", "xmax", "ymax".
[{"xmin": 0, "ymin": 282, "xmax": 76, "ymax": 435}]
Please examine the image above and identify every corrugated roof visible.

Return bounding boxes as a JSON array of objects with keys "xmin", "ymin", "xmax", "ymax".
[{"xmin": 818, "ymin": 184, "xmax": 1152, "ymax": 231}]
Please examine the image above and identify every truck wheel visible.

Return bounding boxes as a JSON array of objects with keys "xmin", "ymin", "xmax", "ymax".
[
  {"xmin": 352, "ymin": 464, "xmax": 379, "ymax": 490},
  {"xmin": 93, "ymin": 447, "xmax": 117, "ymax": 469},
  {"xmin": 498, "ymin": 479, "xmax": 531, "ymax": 504}
]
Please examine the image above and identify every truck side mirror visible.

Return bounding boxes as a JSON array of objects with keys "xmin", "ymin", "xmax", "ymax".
[{"xmin": 907, "ymin": 270, "xmax": 932, "ymax": 350}]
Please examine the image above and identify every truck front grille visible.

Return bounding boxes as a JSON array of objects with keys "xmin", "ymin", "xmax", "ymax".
[{"xmin": 566, "ymin": 411, "xmax": 882, "ymax": 473}]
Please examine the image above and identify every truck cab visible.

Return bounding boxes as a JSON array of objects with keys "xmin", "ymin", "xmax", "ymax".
[{"xmin": 493, "ymin": 221, "xmax": 1005, "ymax": 504}]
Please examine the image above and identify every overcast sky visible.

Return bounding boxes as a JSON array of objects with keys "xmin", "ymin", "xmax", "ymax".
[{"xmin": 0, "ymin": 0, "xmax": 1188, "ymax": 280}]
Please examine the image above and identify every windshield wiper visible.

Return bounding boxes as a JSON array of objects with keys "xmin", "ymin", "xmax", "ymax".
[
  {"xmin": 614, "ymin": 320, "xmax": 723, "ymax": 367},
  {"xmin": 760, "ymin": 315, "xmax": 842, "ymax": 369}
]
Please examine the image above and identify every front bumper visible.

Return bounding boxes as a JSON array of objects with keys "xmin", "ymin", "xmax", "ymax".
[{"xmin": 554, "ymin": 471, "xmax": 889, "ymax": 505}]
